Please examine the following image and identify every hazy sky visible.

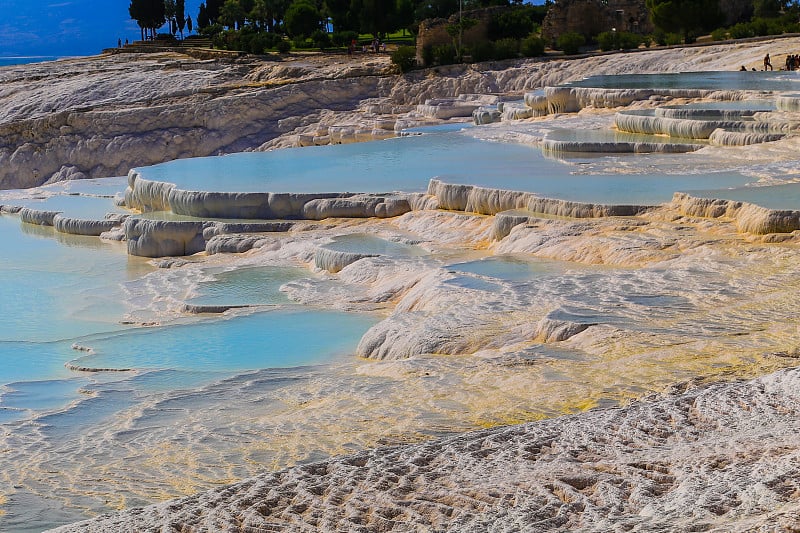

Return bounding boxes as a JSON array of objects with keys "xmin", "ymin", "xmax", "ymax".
[
  {"xmin": 0, "ymin": 0, "xmax": 204, "ymax": 57},
  {"xmin": 0, "ymin": 0, "xmax": 545, "ymax": 58}
]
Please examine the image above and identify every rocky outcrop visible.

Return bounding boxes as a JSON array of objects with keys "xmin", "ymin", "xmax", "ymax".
[
  {"xmin": 0, "ymin": 55, "xmax": 388, "ymax": 190},
  {"xmin": 5, "ymin": 39, "xmax": 800, "ymax": 191}
]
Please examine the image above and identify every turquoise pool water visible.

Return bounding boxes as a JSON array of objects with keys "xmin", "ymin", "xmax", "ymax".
[
  {"xmin": 135, "ymin": 128, "xmax": 754, "ymax": 205},
  {"xmin": 69, "ymin": 310, "xmax": 377, "ymax": 373},
  {"xmin": 686, "ymin": 182, "xmax": 800, "ymax": 210},
  {"xmin": 323, "ymin": 233, "xmax": 426, "ymax": 256},
  {"xmin": 448, "ymin": 255, "xmax": 576, "ymax": 282},
  {"xmin": 566, "ymin": 70, "xmax": 800, "ymax": 90},
  {"xmin": 0, "ymin": 205, "xmax": 377, "ymax": 424},
  {"xmin": 186, "ymin": 266, "xmax": 304, "ymax": 307}
]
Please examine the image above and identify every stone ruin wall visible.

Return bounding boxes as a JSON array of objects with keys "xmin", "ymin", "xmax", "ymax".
[
  {"xmin": 542, "ymin": 0, "xmax": 652, "ymax": 44},
  {"xmin": 543, "ymin": 0, "xmax": 754, "ymax": 44},
  {"xmin": 415, "ymin": 6, "xmax": 505, "ymax": 66}
]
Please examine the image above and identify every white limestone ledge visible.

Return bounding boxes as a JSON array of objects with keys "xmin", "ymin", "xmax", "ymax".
[
  {"xmin": 125, "ymin": 218, "xmax": 208, "ymax": 258},
  {"xmin": 127, "ymin": 219, "xmax": 297, "ymax": 257},
  {"xmin": 314, "ymin": 248, "xmax": 378, "ymax": 273},
  {"xmin": 417, "ymin": 94, "xmax": 506, "ymax": 120},
  {"xmin": 53, "ymin": 214, "xmax": 129, "ymax": 236},
  {"xmin": 19, "ymin": 207, "xmax": 62, "ymax": 226},
  {"xmin": 776, "ymin": 93, "xmax": 800, "ymax": 112},
  {"xmin": 17, "ymin": 207, "xmax": 128, "ymax": 236},
  {"xmin": 541, "ymin": 137, "xmax": 702, "ymax": 154},
  {"xmin": 427, "ymin": 179, "xmax": 654, "ymax": 219},
  {"xmin": 614, "ymin": 111, "xmax": 743, "ymax": 139},
  {"xmin": 707, "ymin": 129, "xmax": 785, "ymax": 146},
  {"xmin": 541, "ymin": 87, "xmax": 711, "ymax": 114},
  {"xmin": 125, "ymin": 170, "xmax": 418, "ymax": 220},
  {"xmin": 0, "ymin": 204, "xmax": 23, "ymax": 214},
  {"xmin": 671, "ymin": 192, "xmax": 800, "ymax": 235}
]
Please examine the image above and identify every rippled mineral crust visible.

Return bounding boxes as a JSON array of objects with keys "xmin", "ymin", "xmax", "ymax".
[
  {"xmin": 9, "ymin": 35, "xmax": 800, "ymax": 533},
  {"xmin": 49, "ymin": 367, "xmax": 800, "ymax": 532}
]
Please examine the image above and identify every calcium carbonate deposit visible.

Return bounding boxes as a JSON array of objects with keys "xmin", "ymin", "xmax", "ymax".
[{"xmin": 1, "ymin": 36, "xmax": 800, "ymax": 532}]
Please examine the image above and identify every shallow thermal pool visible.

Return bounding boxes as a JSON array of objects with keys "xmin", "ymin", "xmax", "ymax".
[
  {"xmin": 566, "ymin": 70, "xmax": 800, "ymax": 91},
  {"xmin": 0, "ymin": 180, "xmax": 378, "ymax": 429},
  {"xmin": 130, "ymin": 126, "xmax": 766, "ymax": 206}
]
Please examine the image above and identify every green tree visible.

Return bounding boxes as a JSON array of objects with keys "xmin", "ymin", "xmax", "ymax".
[
  {"xmin": 165, "ymin": 0, "xmax": 179, "ymax": 34},
  {"xmin": 446, "ymin": 16, "xmax": 478, "ymax": 59},
  {"xmin": 263, "ymin": 0, "xmax": 291, "ymax": 32},
  {"xmin": 754, "ymin": 0, "xmax": 782, "ymax": 18},
  {"xmin": 488, "ymin": 6, "xmax": 536, "ymax": 40},
  {"xmin": 250, "ymin": 0, "xmax": 270, "ymax": 29},
  {"xmin": 176, "ymin": 0, "xmax": 187, "ymax": 37},
  {"xmin": 198, "ymin": 2, "xmax": 210, "ymax": 28},
  {"xmin": 129, "ymin": 0, "xmax": 167, "ymax": 39},
  {"xmin": 395, "ymin": 0, "xmax": 415, "ymax": 34},
  {"xmin": 285, "ymin": 0, "xmax": 322, "ymax": 37},
  {"xmin": 356, "ymin": 0, "xmax": 397, "ymax": 36},
  {"xmin": 207, "ymin": 0, "xmax": 225, "ymax": 22},
  {"xmin": 325, "ymin": 0, "xmax": 356, "ymax": 31},
  {"xmin": 645, "ymin": 0, "xmax": 723, "ymax": 41},
  {"xmin": 414, "ymin": 0, "xmax": 460, "ymax": 21},
  {"xmin": 220, "ymin": 0, "xmax": 247, "ymax": 28}
]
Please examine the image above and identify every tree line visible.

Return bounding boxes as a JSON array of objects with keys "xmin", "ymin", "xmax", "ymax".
[
  {"xmin": 129, "ymin": 0, "xmax": 192, "ymax": 40},
  {"xmin": 129, "ymin": 0, "xmax": 546, "ymax": 43},
  {"xmin": 129, "ymin": 0, "xmax": 800, "ymax": 63}
]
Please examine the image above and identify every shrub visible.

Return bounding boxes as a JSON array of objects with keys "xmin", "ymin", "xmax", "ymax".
[
  {"xmin": 618, "ymin": 32, "xmax": 642, "ymax": 50},
  {"xmin": 433, "ymin": 43, "xmax": 457, "ymax": 65},
  {"xmin": 520, "ymin": 35, "xmax": 545, "ymax": 57},
  {"xmin": 711, "ymin": 28, "xmax": 728, "ymax": 41},
  {"xmin": 391, "ymin": 45, "xmax": 418, "ymax": 72},
  {"xmin": 493, "ymin": 38, "xmax": 520, "ymax": 60},
  {"xmin": 311, "ymin": 29, "xmax": 331, "ymax": 49},
  {"xmin": 292, "ymin": 35, "xmax": 309, "ymax": 48},
  {"xmin": 331, "ymin": 30, "xmax": 358, "ymax": 47},
  {"xmin": 468, "ymin": 41, "xmax": 495, "ymax": 62},
  {"xmin": 276, "ymin": 39, "xmax": 291, "ymax": 53},
  {"xmin": 556, "ymin": 32, "xmax": 584, "ymax": 55},
  {"xmin": 728, "ymin": 22, "xmax": 754, "ymax": 39},
  {"xmin": 199, "ymin": 23, "xmax": 224, "ymax": 39},
  {"xmin": 155, "ymin": 33, "xmax": 177, "ymax": 43},
  {"xmin": 488, "ymin": 7, "xmax": 536, "ymax": 41},
  {"xmin": 664, "ymin": 32, "xmax": 683, "ymax": 45},
  {"xmin": 248, "ymin": 32, "xmax": 282, "ymax": 53},
  {"xmin": 596, "ymin": 31, "xmax": 616, "ymax": 51}
]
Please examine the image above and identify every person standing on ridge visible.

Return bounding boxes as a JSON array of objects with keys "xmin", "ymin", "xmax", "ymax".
[{"xmin": 764, "ymin": 53, "xmax": 773, "ymax": 70}]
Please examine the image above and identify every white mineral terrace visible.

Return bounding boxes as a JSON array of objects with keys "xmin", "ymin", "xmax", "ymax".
[{"xmin": 2, "ymin": 37, "xmax": 800, "ymax": 532}]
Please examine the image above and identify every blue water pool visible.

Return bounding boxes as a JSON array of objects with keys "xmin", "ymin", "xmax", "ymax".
[
  {"xmin": 134, "ymin": 128, "xmax": 755, "ymax": 205},
  {"xmin": 566, "ymin": 70, "xmax": 800, "ymax": 91}
]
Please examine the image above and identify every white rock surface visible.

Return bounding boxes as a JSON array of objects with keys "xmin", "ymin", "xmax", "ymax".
[{"xmin": 49, "ymin": 366, "xmax": 800, "ymax": 532}]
